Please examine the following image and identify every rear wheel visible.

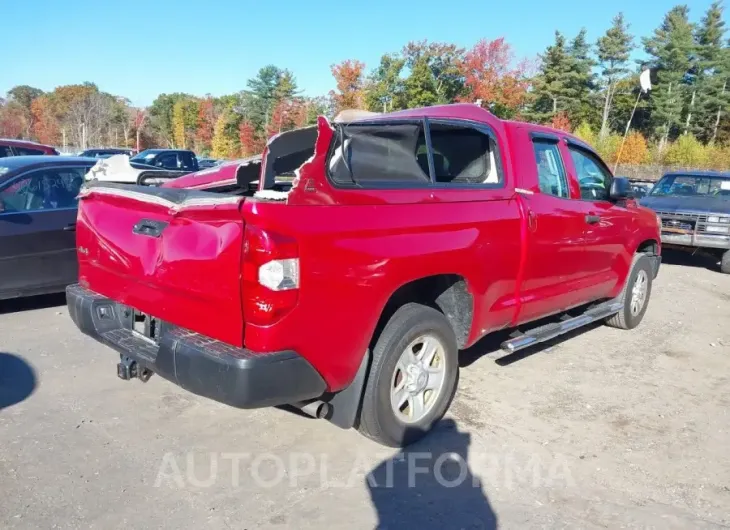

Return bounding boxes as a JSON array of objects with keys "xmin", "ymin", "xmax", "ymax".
[
  {"xmin": 606, "ymin": 254, "xmax": 654, "ymax": 330},
  {"xmin": 357, "ymin": 303, "xmax": 459, "ymax": 447},
  {"xmin": 721, "ymin": 250, "xmax": 730, "ymax": 274}
]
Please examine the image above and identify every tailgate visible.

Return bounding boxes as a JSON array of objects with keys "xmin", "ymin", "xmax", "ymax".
[{"xmin": 76, "ymin": 183, "xmax": 246, "ymax": 347}]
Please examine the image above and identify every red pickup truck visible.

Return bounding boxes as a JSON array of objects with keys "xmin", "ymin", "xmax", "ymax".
[{"xmin": 67, "ymin": 104, "xmax": 661, "ymax": 447}]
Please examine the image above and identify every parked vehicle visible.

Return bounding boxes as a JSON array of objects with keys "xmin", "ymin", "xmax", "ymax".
[
  {"xmin": 629, "ymin": 180, "xmax": 654, "ymax": 199},
  {"xmin": 66, "ymin": 104, "xmax": 661, "ymax": 447},
  {"xmin": 197, "ymin": 157, "xmax": 222, "ymax": 169},
  {"xmin": 85, "ymin": 149, "xmax": 200, "ymax": 186},
  {"xmin": 78, "ymin": 148, "xmax": 136, "ymax": 159},
  {"xmin": 0, "ymin": 138, "xmax": 60, "ymax": 157},
  {"xmin": 640, "ymin": 171, "xmax": 730, "ymax": 273},
  {"xmin": 0, "ymin": 156, "xmax": 96, "ymax": 300}
]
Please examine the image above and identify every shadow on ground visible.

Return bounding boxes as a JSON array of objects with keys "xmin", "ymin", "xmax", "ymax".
[
  {"xmin": 367, "ymin": 419, "xmax": 497, "ymax": 529},
  {"xmin": 460, "ymin": 316, "xmax": 603, "ymax": 368},
  {"xmin": 661, "ymin": 248, "xmax": 722, "ymax": 272},
  {"xmin": 0, "ymin": 293, "xmax": 67, "ymax": 315},
  {"xmin": 0, "ymin": 352, "xmax": 37, "ymax": 410}
]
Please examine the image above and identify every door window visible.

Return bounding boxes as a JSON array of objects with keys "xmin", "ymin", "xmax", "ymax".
[
  {"xmin": 156, "ymin": 153, "xmax": 180, "ymax": 169},
  {"xmin": 0, "ymin": 146, "xmax": 12, "ymax": 158},
  {"xmin": 532, "ymin": 141, "xmax": 569, "ymax": 198},
  {"xmin": 569, "ymin": 148, "xmax": 612, "ymax": 201},
  {"xmin": 180, "ymin": 152, "xmax": 196, "ymax": 170},
  {"xmin": 0, "ymin": 167, "xmax": 87, "ymax": 213},
  {"xmin": 14, "ymin": 147, "xmax": 45, "ymax": 155}
]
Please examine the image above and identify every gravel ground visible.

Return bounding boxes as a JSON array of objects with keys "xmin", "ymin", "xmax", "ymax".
[{"xmin": 1, "ymin": 250, "xmax": 729, "ymax": 529}]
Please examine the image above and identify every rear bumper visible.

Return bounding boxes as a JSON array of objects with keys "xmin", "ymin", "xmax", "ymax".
[{"xmin": 66, "ymin": 284, "xmax": 327, "ymax": 409}]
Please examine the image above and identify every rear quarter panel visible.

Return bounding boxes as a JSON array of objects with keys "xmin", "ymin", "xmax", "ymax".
[{"xmin": 243, "ymin": 191, "xmax": 522, "ymax": 391}]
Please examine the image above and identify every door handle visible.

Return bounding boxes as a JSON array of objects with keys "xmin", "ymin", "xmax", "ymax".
[
  {"xmin": 63, "ymin": 223, "xmax": 77, "ymax": 231},
  {"xmin": 585, "ymin": 215, "xmax": 600, "ymax": 225},
  {"xmin": 133, "ymin": 219, "xmax": 168, "ymax": 238}
]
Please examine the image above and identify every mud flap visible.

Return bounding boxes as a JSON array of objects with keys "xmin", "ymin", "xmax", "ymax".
[{"xmin": 324, "ymin": 349, "xmax": 372, "ymax": 429}]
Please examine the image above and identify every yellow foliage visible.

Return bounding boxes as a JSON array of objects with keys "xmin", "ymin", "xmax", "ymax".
[
  {"xmin": 172, "ymin": 100, "xmax": 186, "ymax": 149},
  {"xmin": 573, "ymin": 122, "xmax": 596, "ymax": 147},
  {"xmin": 664, "ymin": 135, "xmax": 709, "ymax": 168},
  {"xmin": 595, "ymin": 134, "xmax": 621, "ymax": 164},
  {"xmin": 211, "ymin": 113, "xmax": 238, "ymax": 159},
  {"xmin": 616, "ymin": 132, "xmax": 649, "ymax": 165},
  {"xmin": 705, "ymin": 144, "xmax": 730, "ymax": 171}
]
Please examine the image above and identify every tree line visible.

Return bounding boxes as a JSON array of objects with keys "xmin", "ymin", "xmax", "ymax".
[{"xmin": 1, "ymin": 3, "xmax": 729, "ymax": 169}]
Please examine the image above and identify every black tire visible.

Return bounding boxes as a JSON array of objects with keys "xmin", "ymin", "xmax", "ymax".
[
  {"xmin": 605, "ymin": 254, "xmax": 654, "ymax": 330},
  {"xmin": 357, "ymin": 303, "xmax": 459, "ymax": 447},
  {"xmin": 721, "ymin": 250, "xmax": 730, "ymax": 274}
]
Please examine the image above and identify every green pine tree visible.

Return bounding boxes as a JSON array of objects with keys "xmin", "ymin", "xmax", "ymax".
[
  {"xmin": 526, "ymin": 32, "xmax": 579, "ymax": 124},
  {"xmin": 693, "ymin": 2, "xmax": 729, "ymax": 142},
  {"xmin": 403, "ymin": 57, "xmax": 439, "ymax": 108},
  {"xmin": 643, "ymin": 5, "xmax": 696, "ymax": 149},
  {"xmin": 597, "ymin": 13, "xmax": 634, "ymax": 138},
  {"xmin": 566, "ymin": 29, "xmax": 597, "ymax": 126}
]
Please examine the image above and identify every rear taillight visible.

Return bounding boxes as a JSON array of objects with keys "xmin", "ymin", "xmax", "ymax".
[{"xmin": 242, "ymin": 225, "xmax": 299, "ymax": 326}]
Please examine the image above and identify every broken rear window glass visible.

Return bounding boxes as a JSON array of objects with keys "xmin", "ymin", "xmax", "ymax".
[{"xmin": 328, "ymin": 123, "xmax": 430, "ymax": 185}]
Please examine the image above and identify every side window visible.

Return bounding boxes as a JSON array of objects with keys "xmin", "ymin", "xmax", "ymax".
[
  {"xmin": 156, "ymin": 153, "xmax": 179, "ymax": 169},
  {"xmin": 569, "ymin": 147, "xmax": 612, "ymax": 201},
  {"xmin": 15, "ymin": 147, "xmax": 45, "ymax": 156},
  {"xmin": 0, "ymin": 168, "xmax": 85, "ymax": 213},
  {"xmin": 328, "ymin": 123, "xmax": 430, "ymax": 185},
  {"xmin": 425, "ymin": 122, "xmax": 502, "ymax": 185},
  {"xmin": 532, "ymin": 141, "xmax": 569, "ymax": 198},
  {"xmin": 180, "ymin": 152, "xmax": 196, "ymax": 170},
  {"xmin": 0, "ymin": 146, "xmax": 12, "ymax": 158}
]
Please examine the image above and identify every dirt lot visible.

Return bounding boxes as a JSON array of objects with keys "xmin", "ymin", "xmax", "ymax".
[{"xmin": 1, "ymin": 250, "xmax": 729, "ymax": 529}]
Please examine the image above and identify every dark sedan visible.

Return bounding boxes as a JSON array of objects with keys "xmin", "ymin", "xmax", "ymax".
[
  {"xmin": 0, "ymin": 156, "xmax": 97, "ymax": 300},
  {"xmin": 640, "ymin": 171, "xmax": 730, "ymax": 273}
]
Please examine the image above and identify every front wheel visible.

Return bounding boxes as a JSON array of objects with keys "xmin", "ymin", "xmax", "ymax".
[
  {"xmin": 357, "ymin": 303, "xmax": 459, "ymax": 447},
  {"xmin": 606, "ymin": 254, "xmax": 654, "ymax": 330},
  {"xmin": 720, "ymin": 249, "xmax": 730, "ymax": 274}
]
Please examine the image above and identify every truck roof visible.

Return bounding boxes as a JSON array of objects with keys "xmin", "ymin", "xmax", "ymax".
[{"xmin": 352, "ymin": 103, "xmax": 583, "ymax": 143}]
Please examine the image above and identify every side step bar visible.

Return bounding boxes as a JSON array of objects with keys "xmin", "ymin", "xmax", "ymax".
[{"xmin": 500, "ymin": 300, "xmax": 623, "ymax": 354}]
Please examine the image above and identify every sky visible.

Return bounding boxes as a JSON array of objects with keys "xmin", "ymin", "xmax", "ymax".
[{"xmin": 3, "ymin": 0, "xmax": 721, "ymax": 107}]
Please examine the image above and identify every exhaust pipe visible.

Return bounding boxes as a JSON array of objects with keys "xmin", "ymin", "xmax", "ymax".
[{"xmin": 292, "ymin": 400, "xmax": 331, "ymax": 419}]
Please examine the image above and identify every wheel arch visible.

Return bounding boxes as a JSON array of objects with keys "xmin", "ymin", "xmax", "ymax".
[
  {"xmin": 636, "ymin": 238, "xmax": 659, "ymax": 255},
  {"xmin": 373, "ymin": 274, "xmax": 474, "ymax": 351}
]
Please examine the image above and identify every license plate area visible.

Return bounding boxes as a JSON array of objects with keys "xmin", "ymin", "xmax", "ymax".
[{"xmin": 129, "ymin": 308, "xmax": 161, "ymax": 344}]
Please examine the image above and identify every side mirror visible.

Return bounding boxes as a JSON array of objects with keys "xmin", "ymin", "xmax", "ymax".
[{"xmin": 610, "ymin": 177, "xmax": 632, "ymax": 200}]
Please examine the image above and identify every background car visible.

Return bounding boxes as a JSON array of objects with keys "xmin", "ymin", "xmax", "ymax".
[
  {"xmin": 78, "ymin": 148, "xmax": 136, "ymax": 159},
  {"xmin": 0, "ymin": 155, "xmax": 96, "ymax": 300},
  {"xmin": 130, "ymin": 149, "xmax": 199, "ymax": 171},
  {"xmin": 640, "ymin": 171, "xmax": 730, "ymax": 273},
  {"xmin": 197, "ymin": 157, "xmax": 222, "ymax": 169},
  {"xmin": 0, "ymin": 138, "xmax": 60, "ymax": 157}
]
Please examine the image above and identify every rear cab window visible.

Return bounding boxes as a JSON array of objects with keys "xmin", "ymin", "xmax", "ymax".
[{"xmin": 327, "ymin": 119, "xmax": 503, "ymax": 188}]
